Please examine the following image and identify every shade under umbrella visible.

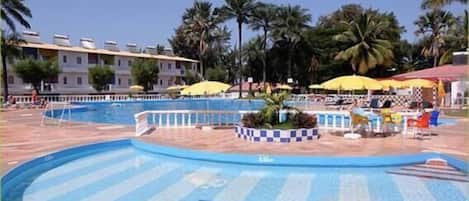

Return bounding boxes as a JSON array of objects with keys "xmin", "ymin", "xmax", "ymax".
[
  {"xmin": 180, "ymin": 81, "xmax": 231, "ymax": 96},
  {"xmin": 320, "ymin": 75, "xmax": 383, "ymax": 90}
]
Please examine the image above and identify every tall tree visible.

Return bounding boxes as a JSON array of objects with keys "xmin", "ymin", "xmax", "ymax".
[
  {"xmin": 1, "ymin": 31, "xmax": 23, "ymax": 101},
  {"xmin": 13, "ymin": 58, "xmax": 60, "ymax": 94},
  {"xmin": 334, "ymin": 13, "xmax": 394, "ymax": 74},
  {"xmin": 220, "ymin": 0, "xmax": 257, "ymax": 98},
  {"xmin": 1, "ymin": 0, "xmax": 31, "ymax": 100},
  {"xmin": 1, "ymin": 0, "xmax": 32, "ymax": 32},
  {"xmin": 421, "ymin": 0, "xmax": 467, "ymax": 9},
  {"xmin": 181, "ymin": 1, "xmax": 223, "ymax": 77},
  {"xmin": 415, "ymin": 9, "xmax": 456, "ymax": 66},
  {"xmin": 130, "ymin": 58, "xmax": 159, "ymax": 92},
  {"xmin": 272, "ymin": 5, "xmax": 311, "ymax": 78},
  {"xmin": 249, "ymin": 3, "xmax": 277, "ymax": 85},
  {"xmin": 88, "ymin": 65, "xmax": 114, "ymax": 92}
]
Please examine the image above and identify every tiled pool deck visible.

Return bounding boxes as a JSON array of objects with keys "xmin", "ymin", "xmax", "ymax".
[{"xmin": 1, "ymin": 108, "xmax": 468, "ymax": 174}]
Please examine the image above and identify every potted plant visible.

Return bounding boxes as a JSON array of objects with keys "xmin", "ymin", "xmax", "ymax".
[{"xmin": 236, "ymin": 92, "xmax": 319, "ymax": 143}]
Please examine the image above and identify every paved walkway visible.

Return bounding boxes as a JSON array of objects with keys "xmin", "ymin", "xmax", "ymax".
[{"xmin": 1, "ymin": 108, "xmax": 468, "ymax": 174}]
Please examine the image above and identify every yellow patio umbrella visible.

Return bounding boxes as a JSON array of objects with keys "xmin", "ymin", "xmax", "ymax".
[
  {"xmin": 129, "ymin": 85, "xmax": 144, "ymax": 91},
  {"xmin": 166, "ymin": 85, "xmax": 188, "ymax": 91},
  {"xmin": 277, "ymin": 84, "xmax": 293, "ymax": 90},
  {"xmin": 180, "ymin": 81, "xmax": 231, "ymax": 96},
  {"xmin": 379, "ymin": 79, "xmax": 404, "ymax": 90},
  {"xmin": 308, "ymin": 84, "xmax": 323, "ymax": 89},
  {"xmin": 402, "ymin": 79, "xmax": 436, "ymax": 88},
  {"xmin": 320, "ymin": 75, "xmax": 383, "ymax": 90},
  {"xmin": 437, "ymin": 80, "xmax": 446, "ymax": 98}
]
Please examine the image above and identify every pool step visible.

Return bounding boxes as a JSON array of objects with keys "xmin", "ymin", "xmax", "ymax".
[{"xmin": 387, "ymin": 165, "xmax": 468, "ymax": 182}]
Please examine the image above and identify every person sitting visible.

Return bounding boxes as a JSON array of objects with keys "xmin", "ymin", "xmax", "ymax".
[
  {"xmin": 39, "ymin": 98, "xmax": 48, "ymax": 109},
  {"xmin": 31, "ymin": 89, "xmax": 39, "ymax": 105},
  {"xmin": 8, "ymin": 95, "xmax": 16, "ymax": 106},
  {"xmin": 3, "ymin": 95, "xmax": 17, "ymax": 108}
]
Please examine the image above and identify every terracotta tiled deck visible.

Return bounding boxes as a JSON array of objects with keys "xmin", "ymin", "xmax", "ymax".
[{"xmin": 1, "ymin": 108, "xmax": 468, "ymax": 174}]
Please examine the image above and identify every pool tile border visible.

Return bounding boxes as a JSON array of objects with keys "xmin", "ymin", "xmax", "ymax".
[{"xmin": 235, "ymin": 126, "xmax": 319, "ymax": 143}]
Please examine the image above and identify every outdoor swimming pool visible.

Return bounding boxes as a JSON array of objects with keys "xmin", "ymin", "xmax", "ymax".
[
  {"xmin": 2, "ymin": 139, "xmax": 468, "ymax": 201},
  {"xmin": 44, "ymin": 99, "xmax": 457, "ymax": 128}
]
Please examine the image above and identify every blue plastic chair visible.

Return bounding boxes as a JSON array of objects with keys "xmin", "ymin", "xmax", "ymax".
[{"xmin": 430, "ymin": 110, "xmax": 440, "ymax": 127}]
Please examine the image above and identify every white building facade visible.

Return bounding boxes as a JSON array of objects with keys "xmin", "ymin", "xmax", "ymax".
[{"xmin": 6, "ymin": 31, "xmax": 199, "ymax": 95}]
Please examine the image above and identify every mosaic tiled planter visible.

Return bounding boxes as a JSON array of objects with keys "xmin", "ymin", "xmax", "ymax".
[{"xmin": 235, "ymin": 126, "xmax": 319, "ymax": 143}]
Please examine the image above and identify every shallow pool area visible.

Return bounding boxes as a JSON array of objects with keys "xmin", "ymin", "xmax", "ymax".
[{"xmin": 2, "ymin": 139, "xmax": 468, "ymax": 201}]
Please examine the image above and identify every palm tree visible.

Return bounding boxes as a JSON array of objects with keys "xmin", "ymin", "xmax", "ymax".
[
  {"xmin": 219, "ymin": 0, "xmax": 257, "ymax": 98},
  {"xmin": 272, "ymin": 5, "xmax": 311, "ymax": 78},
  {"xmin": 1, "ymin": 0, "xmax": 31, "ymax": 101},
  {"xmin": 421, "ymin": 0, "xmax": 467, "ymax": 10},
  {"xmin": 415, "ymin": 10, "xmax": 456, "ymax": 67},
  {"xmin": 1, "ymin": 31, "xmax": 24, "ymax": 102},
  {"xmin": 1, "ymin": 0, "xmax": 32, "ymax": 32},
  {"xmin": 249, "ymin": 3, "xmax": 277, "ymax": 86},
  {"xmin": 182, "ymin": 1, "xmax": 223, "ymax": 78},
  {"xmin": 334, "ymin": 13, "xmax": 394, "ymax": 74}
]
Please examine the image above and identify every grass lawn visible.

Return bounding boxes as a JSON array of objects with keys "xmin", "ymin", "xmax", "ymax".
[{"xmin": 443, "ymin": 108, "xmax": 468, "ymax": 117}]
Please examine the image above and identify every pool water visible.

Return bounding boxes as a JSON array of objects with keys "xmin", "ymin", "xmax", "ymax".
[
  {"xmin": 46, "ymin": 99, "xmax": 264, "ymax": 125},
  {"xmin": 45, "ymin": 99, "xmax": 457, "ymax": 127},
  {"xmin": 3, "ymin": 141, "xmax": 468, "ymax": 201}
]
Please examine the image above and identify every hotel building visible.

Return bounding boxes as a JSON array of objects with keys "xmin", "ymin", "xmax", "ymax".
[{"xmin": 6, "ymin": 31, "xmax": 199, "ymax": 95}]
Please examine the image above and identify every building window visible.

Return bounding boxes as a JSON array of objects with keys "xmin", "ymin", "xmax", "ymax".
[
  {"xmin": 7, "ymin": 75, "xmax": 14, "ymax": 84},
  {"xmin": 77, "ymin": 77, "xmax": 82, "ymax": 85},
  {"xmin": 160, "ymin": 79, "xmax": 163, "ymax": 86},
  {"xmin": 128, "ymin": 79, "xmax": 131, "ymax": 85},
  {"xmin": 63, "ymin": 76, "xmax": 68, "ymax": 85},
  {"xmin": 63, "ymin": 55, "xmax": 67, "ymax": 63},
  {"xmin": 168, "ymin": 63, "xmax": 172, "ymax": 70},
  {"xmin": 118, "ymin": 60, "xmax": 121, "ymax": 66},
  {"xmin": 77, "ymin": 56, "xmax": 82, "ymax": 64},
  {"xmin": 88, "ymin": 53, "xmax": 98, "ymax": 64},
  {"xmin": 118, "ymin": 78, "xmax": 121, "ymax": 85},
  {"xmin": 160, "ymin": 63, "xmax": 163, "ymax": 69},
  {"xmin": 128, "ymin": 60, "xmax": 132, "ymax": 66}
]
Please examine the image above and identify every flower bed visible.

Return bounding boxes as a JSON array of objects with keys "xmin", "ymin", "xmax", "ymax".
[{"xmin": 235, "ymin": 126, "xmax": 319, "ymax": 143}]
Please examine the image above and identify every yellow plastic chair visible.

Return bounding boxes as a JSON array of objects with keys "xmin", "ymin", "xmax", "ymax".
[
  {"xmin": 380, "ymin": 109, "xmax": 393, "ymax": 134},
  {"xmin": 350, "ymin": 112, "xmax": 370, "ymax": 134}
]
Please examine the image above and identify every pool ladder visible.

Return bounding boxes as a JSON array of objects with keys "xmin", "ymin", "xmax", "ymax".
[{"xmin": 40, "ymin": 102, "xmax": 72, "ymax": 127}]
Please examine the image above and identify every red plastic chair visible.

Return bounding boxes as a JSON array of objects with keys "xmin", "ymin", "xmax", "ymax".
[{"xmin": 406, "ymin": 112, "xmax": 431, "ymax": 138}]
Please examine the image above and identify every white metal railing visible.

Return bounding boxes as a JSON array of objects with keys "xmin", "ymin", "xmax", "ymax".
[
  {"xmin": 302, "ymin": 110, "xmax": 419, "ymax": 134},
  {"xmin": 134, "ymin": 110, "xmax": 256, "ymax": 136},
  {"xmin": 134, "ymin": 108, "xmax": 421, "ymax": 136},
  {"xmin": 7, "ymin": 94, "xmax": 166, "ymax": 103}
]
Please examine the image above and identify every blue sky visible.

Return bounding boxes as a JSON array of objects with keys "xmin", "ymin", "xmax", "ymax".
[{"xmin": 23, "ymin": 0, "xmax": 465, "ymax": 49}]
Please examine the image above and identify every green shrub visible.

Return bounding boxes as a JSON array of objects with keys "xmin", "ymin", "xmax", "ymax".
[
  {"xmin": 241, "ymin": 113, "xmax": 265, "ymax": 128},
  {"xmin": 291, "ymin": 112, "xmax": 317, "ymax": 128}
]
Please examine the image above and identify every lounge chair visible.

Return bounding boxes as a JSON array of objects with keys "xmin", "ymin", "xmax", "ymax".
[
  {"xmin": 326, "ymin": 99, "xmax": 350, "ymax": 110},
  {"xmin": 369, "ymin": 98, "xmax": 380, "ymax": 109},
  {"xmin": 325, "ymin": 99, "xmax": 344, "ymax": 106},
  {"xmin": 409, "ymin": 101, "xmax": 418, "ymax": 110},
  {"xmin": 381, "ymin": 100, "xmax": 392, "ymax": 108}
]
